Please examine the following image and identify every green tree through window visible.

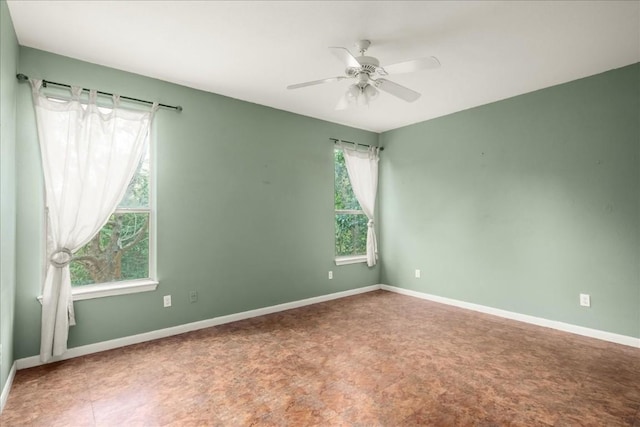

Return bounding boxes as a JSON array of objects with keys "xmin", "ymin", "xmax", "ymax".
[
  {"xmin": 69, "ymin": 142, "xmax": 152, "ymax": 286},
  {"xmin": 335, "ymin": 148, "xmax": 367, "ymax": 257}
]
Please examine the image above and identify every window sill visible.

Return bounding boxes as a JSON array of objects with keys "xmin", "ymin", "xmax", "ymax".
[
  {"xmin": 37, "ymin": 279, "xmax": 158, "ymax": 304},
  {"xmin": 335, "ymin": 255, "xmax": 367, "ymax": 266}
]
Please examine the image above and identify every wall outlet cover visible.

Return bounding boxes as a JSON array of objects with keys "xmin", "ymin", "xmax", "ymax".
[
  {"xmin": 163, "ymin": 295, "xmax": 172, "ymax": 307},
  {"xmin": 328, "ymin": 271, "xmax": 333, "ymax": 280},
  {"xmin": 415, "ymin": 269, "xmax": 421, "ymax": 279},
  {"xmin": 579, "ymin": 293, "xmax": 591, "ymax": 307}
]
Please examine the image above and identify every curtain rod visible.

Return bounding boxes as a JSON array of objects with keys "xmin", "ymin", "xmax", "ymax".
[
  {"xmin": 330, "ymin": 138, "xmax": 384, "ymax": 151},
  {"xmin": 16, "ymin": 73, "xmax": 183, "ymax": 112}
]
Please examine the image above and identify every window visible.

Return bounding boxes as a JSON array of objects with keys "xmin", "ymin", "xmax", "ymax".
[
  {"xmin": 334, "ymin": 147, "xmax": 368, "ymax": 264},
  {"xmin": 69, "ymin": 137, "xmax": 155, "ymax": 289}
]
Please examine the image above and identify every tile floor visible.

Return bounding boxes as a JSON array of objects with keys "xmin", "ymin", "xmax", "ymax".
[{"xmin": 1, "ymin": 290, "xmax": 639, "ymax": 426}]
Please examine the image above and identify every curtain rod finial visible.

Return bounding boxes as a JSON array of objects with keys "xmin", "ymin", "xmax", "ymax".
[
  {"xmin": 176, "ymin": 106, "xmax": 183, "ymax": 112},
  {"xmin": 16, "ymin": 73, "xmax": 29, "ymax": 82}
]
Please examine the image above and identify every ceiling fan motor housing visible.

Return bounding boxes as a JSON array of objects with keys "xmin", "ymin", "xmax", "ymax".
[
  {"xmin": 346, "ymin": 55, "xmax": 380, "ymax": 81},
  {"xmin": 357, "ymin": 56, "xmax": 380, "ymax": 71}
]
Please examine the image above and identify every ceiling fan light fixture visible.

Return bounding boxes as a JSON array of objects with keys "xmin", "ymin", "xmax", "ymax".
[
  {"xmin": 357, "ymin": 91, "xmax": 368, "ymax": 106},
  {"xmin": 346, "ymin": 84, "xmax": 360, "ymax": 104},
  {"xmin": 364, "ymin": 84, "xmax": 379, "ymax": 101},
  {"xmin": 347, "ymin": 84, "xmax": 360, "ymax": 97},
  {"xmin": 344, "ymin": 82, "xmax": 379, "ymax": 107}
]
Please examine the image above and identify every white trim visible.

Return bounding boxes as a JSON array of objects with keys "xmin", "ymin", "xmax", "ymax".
[
  {"xmin": 17, "ymin": 285, "xmax": 381, "ymax": 370},
  {"xmin": 112, "ymin": 207, "xmax": 150, "ymax": 213},
  {"xmin": 72, "ymin": 279, "xmax": 158, "ymax": 301},
  {"xmin": 381, "ymin": 285, "xmax": 640, "ymax": 349},
  {"xmin": 0, "ymin": 362, "xmax": 17, "ymax": 413},
  {"xmin": 335, "ymin": 255, "xmax": 367, "ymax": 265},
  {"xmin": 335, "ymin": 209, "xmax": 365, "ymax": 215},
  {"xmin": 36, "ymin": 279, "xmax": 158, "ymax": 304}
]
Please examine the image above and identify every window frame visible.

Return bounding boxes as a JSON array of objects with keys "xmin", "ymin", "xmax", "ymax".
[
  {"xmin": 38, "ymin": 107, "xmax": 158, "ymax": 302},
  {"xmin": 334, "ymin": 146, "xmax": 368, "ymax": 266}
]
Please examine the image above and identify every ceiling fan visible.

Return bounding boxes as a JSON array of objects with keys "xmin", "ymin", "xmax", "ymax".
[{"xmin": 287, "ymin": 40, "xmax": 440, "ymax": 110}]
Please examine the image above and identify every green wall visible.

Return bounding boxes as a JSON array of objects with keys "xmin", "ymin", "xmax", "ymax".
[
  {"xmin": 8, "ymin": 37, "xmax": 639, "ymax": 362},
  {"xmin": 0, "ymin": 0, "xmax": 18, "ymax": 394},
  {"xmin": 14, "ymin": 47, "xmax": 379, "ymax": 359},
  {"xmin": 379, "ymin": 63, "xmax": 640, "ymax": 338}
]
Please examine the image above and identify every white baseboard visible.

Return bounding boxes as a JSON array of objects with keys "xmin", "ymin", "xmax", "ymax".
[
  {"xmin": 381, "ymin": 285, "xmax": 640, "ymax": 348},
  {"xmin": 15, "ymin": 283, "xmax": 638, "ymax": 371},
  {"xmin": 0, "ymin": 362, "xmax": 17, "ymax": 413},
  {"xmin": 16, "ymin": 285, "xmax": 382, "ymax": 370}
]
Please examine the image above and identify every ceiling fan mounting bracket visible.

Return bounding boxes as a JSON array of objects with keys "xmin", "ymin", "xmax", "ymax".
[
  {"xmin": 355, "ymin": 39, "xmax": 371, "ymax": 54},
  {"xmin": 357, "ymin": 56, "xmax": 380, "ymax": 68}
]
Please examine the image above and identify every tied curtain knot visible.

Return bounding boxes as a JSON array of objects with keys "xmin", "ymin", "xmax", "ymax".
[{"xmin": 50, "ymin": 248, "xmax": 73, "ymax": 268}]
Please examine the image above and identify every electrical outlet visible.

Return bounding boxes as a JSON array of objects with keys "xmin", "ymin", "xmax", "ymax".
[
  {"xmin": 579, "ymin": 293, "xmax": 591, "ymax": 307},
  {"xmin": 163, "ymin": 295, "xmax": 172, "ymax": 308},
  {"xmin": 189, "ymin": 290, "xmax": 198, "ymax": 303},
  {"xmin": 328, "ymin": 270, "xmax": 333, "ymax": 280},
  {"xmin": 415, "ymin": 269, "xmax": 421, "ymax": 279}
]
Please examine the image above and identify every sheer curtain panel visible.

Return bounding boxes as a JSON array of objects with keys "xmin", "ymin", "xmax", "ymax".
[
  {"xmin": 341, "ymin": 144, "xmax": 380, "ymax": 266},
  {"xmin": 30, "ymin": 79, "xmax": 157, "ymax": 362}
]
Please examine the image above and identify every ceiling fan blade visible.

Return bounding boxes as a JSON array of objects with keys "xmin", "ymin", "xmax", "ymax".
[
  {"xmin": 376, "ymin": 79, "xmax": 421, "ymax": 102},
  {"xmin": 379, "ymin": 56, "xmax": 441, "ymax": 75},
  {"xmin": 287, "ymin": 76, "xmax": 346, "ymax": 90},
  {"xmin": 329, "ymin": 47, "xmax": 360, "ymax": 68}
]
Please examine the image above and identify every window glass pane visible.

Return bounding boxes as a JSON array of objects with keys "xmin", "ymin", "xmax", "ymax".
[
  {"xmin": 335, "ymin": 213, "xmax": 368, "ymax": 257},
  {"xmin": 334, "ymin": 149, "xmax": 361, "ymax": 210},
  {"xmin": 119, "ymin": 142, "xmax": 150, "ymax": 208},
  {"xmin": 70, "ymin": 212, "xmax": 149, "ymax": 286}
]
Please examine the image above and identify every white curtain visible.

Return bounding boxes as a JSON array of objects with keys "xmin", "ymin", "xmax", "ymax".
[
  {"xmin": 341, "ymin": 144, "xmax": 380, "ymax": 267},
  {"xmin": 31, "ymin": 79, "xmax": 157, "ymax": 362}
]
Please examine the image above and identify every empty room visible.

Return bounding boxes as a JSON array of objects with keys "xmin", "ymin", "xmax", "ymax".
[{"xmin": 1, "ymin": 1, "xmax": 639, "ymax": 425}]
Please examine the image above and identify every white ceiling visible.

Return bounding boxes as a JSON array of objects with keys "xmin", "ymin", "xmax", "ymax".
[{"xmin": 7, "ymin": 1, "xmax": 640, "ymax": 133}]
